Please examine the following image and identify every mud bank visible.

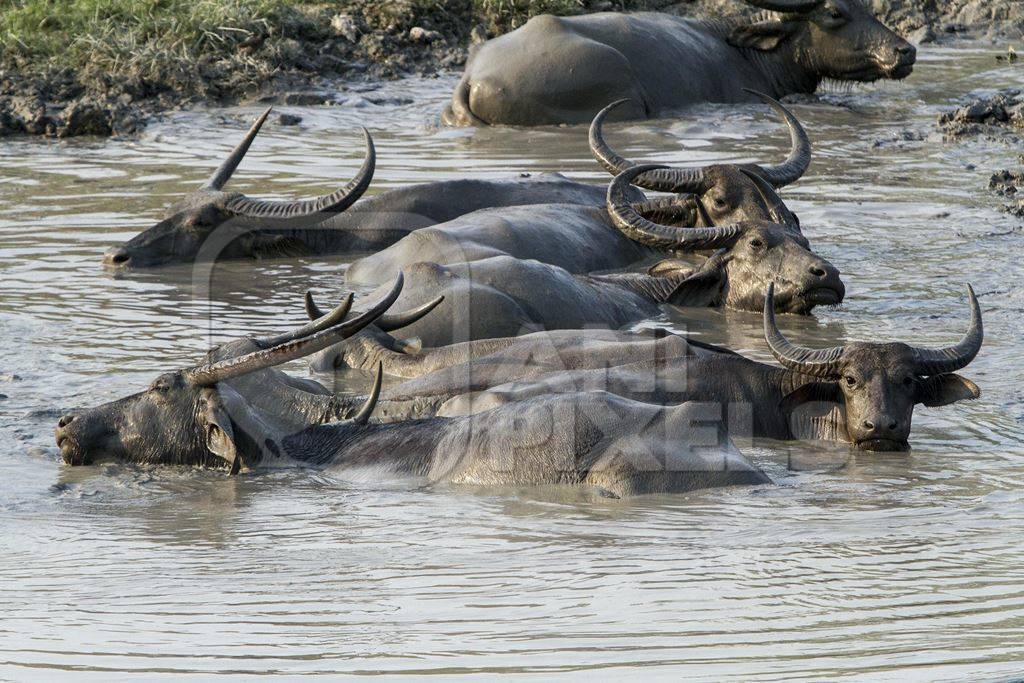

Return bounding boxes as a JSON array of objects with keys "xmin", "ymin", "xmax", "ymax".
[
  {"xmin": 870, "ymin": 0, "xmax": 1024, "ymax": 44},
  {"xmin": 0, "ymin": 0, "xmax": 1020, "ymax": 138},
  {"xmin": 937, "ymin": 88, "xmax": 1024, "ymax": 143}
]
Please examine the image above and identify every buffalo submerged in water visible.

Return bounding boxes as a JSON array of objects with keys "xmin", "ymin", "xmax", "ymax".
[
  {"xmin": 339, "ymin": 164, "xmax": 844, "ymax": 349},
  {"xmin": 107, "ymin": 90, "xmax": 809, "ymax": 273},
  {"xmin": 443, "ymin": 0, "xmax": 916, "ymax": 126},
  {"xmin": 347, "ymin": 91, "xmax": 811, "ymax": 283},
  {"xmin": 101, "ymin": 109, "xmax": 618, "ymax": 271},
  {"xmin": 54, "ymin": 275, "xmax": 768, "ymax": 498},
  {"xmin": 312, "ymin": 285, "xmax": 983, "ymax": 453}
]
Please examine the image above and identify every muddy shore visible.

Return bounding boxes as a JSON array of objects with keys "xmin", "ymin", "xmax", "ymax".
[{"xmin": 1, "ymin": 0, "xmax": 1021, "ymax": 138}]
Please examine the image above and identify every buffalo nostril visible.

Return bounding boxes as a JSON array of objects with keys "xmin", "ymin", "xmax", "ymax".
[
  {"xmin": 863, "ymin": 420, "xmax": 875, "ymax": 431},
  {"xmin": 887, "ymin": 420, "xmax": 899, "ymax": 431},
  {"xmin": 105, "ymin": 249, "xmax": 130, "ymax": 266},
  {"xmin": 809, "ymin": 266, "xmax": 826, "ymax": 278},
  {"xmin": 897, "ymin": 45, "xmax": 915, "ymax": 57},
  {"xmin": 58, "ymin": 414, "xmax": 76, "ymax": 428}
]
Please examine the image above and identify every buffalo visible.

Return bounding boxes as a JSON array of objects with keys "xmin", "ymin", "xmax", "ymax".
[
  {"xmin": 54, "ymin": 276, "xmax": 768, "ymax": 498},
  {"xmin": 348, "ymin": 92, "xmax": 808, "ymax": 286},
  {"xmin": 342, "ymin": 166, "xmax": 843, "ymax": 349},
  {"xmin": 344, "ymin": 224, "xmax": 841, "ymax": 349},
  {"xmin": 102, "ymin": 109, "xmax": 615, "ymax": 271},
  {"xmin": 442, "ymin": 0, "xmax": 916, "ymax": 126},
  {"xmin": 327, "ymin": 285, "xmax": 983, "ymax": 453}
]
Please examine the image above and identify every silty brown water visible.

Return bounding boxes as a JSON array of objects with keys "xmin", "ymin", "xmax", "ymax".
[{"xmin": 0, "ymin": 44, "xmax": 1022, "ymax": 680}]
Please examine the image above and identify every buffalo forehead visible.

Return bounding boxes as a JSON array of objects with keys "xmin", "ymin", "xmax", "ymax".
[{"xmin": 842, "ymin": 343, "xmax": 915, "ymax": 373}]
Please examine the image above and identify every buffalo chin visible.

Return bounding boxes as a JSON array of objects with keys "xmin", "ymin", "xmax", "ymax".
[
  {"xmin": 855, "ymin": 438, "xmax": 910, "ymax": 452},
  {"xmin": 57, "ymin": 440, "xmax": 94, "ymax": 466},
  {"xmin": 801, "ymin": 287, "xmax": 843, "ymax": 306},
  {"xmin": 883, "ymin": 61, "xmax": 915, "ymax": 80}
]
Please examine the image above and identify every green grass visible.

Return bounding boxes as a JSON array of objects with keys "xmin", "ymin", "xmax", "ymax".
[
  {"xmin": 1, "ymin": 0, "xmax": 302, "ymax": 58},
  {"xmin": 0, "ymin": 0, "xmax": 321, "ymax": 94}
]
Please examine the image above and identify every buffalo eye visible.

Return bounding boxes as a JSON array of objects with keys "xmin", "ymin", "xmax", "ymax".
[
  {"xmin": 714, "ymin": 198, "xmax": 727, "ymax": 209},
  {"xmin": 902, "ymin": 375, "xmax": 915, "ymax": 387},
  {"xmin": 749, "ymin": 238, "xmax": 765, "ymax": 250},
  {"xmin": 844, "ymin": 375, "xmax": 857, "ymax": 387},
  {"xmin": 825, "ymin": 6, "xmax": 846, "ymax": 23}
]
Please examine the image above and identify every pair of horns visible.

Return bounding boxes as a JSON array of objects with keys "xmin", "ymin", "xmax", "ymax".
[
  {"xmin": 590, "ymin": 90, "xmax": 811, "ymax": 192},
  {"xmin": 184, "ymin": 274, "xmax": 406, "ymax": 386},
  {"xmin": 304, "ymin": 292, "xmax": 444, "ymax": 332},
  {"xmin": 763, "ymin": 283, "xmax": 984, "ymax": 378},
  {"xmin": 203, "ymin": 107, "xmax": 375, "ymax": 220},
  {"xmin": 607, "ymin": 165, "xmax": 746, "ymax": 250}
]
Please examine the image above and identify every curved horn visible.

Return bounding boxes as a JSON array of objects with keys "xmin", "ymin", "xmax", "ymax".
[
  {"xmin": 743, "ymin": 0, "xmax": 823, "ymax": 12},
  {"xmin": 351, "ymin": 362, "xmax": 383, "ymax": 425},
  {"xmin": 763, "ymin": 283, "xmax": 844, "ymax": 377},
  {"xmin": 259, "ymin": 292, "xmax": 353, "ymax": 348},
  {"xmin": 306, "ymin": 291, "xmax": 443, "ymax": 332},
  {"xmin": 377, "ymin": 295, "xmax": 444, "ymax": 332},
  {"xmin": 743, "ymin": 90, "xmax": 811, "ymax": 187},
  {"xmin": 590, "ymin": 100, "xmax": 706, "ymax": 193},
  {"xmin": 185, "ymin": 273, "xmax": 404, "ymax": 386},
  {"xmin": 304, "ymin": 290, "xmax": 326, "ymax": 321},
  {"xmin": 693, "ymin": 195, "xmax": 713, "ymax": 227},
  {"xmin": 738, "ymin": 168, "xmax": 797, "ymax": 227},
  {"xmin": 607, "ymin": 165, "xmax": 744, "ymax": 250},
  {"xmin": 204, "ymin": 107, "xmax": 271, "ymax": 191},
  {"xmin": 912, "ymin": 284, "xmax": 983, "ymax": 375},
  {"xmin": 224, "ymin": 128, "xmax": 375, "ymax": 220}
]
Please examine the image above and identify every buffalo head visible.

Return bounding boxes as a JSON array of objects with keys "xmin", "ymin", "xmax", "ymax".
[
  {"xmin": 607, "ymin": 165, "xmax": 844, "ymax": 313},
  {"xmin": 730, "ymin": 0, "xmax": 916, "ymax": 83},
  {"xmin": 765, "ymin": 283, "xmax": 983, "ymax": 451},
  {"xmin": 55, "ymin": 276, "xmax": 404, "ymax": 470},
  {"xmin": 591, "ymin": 91, "xmax": 805, "ymax": 232},
  {"xmin": 103, "ymin": 108, "xmax": 375, "ymax": 270}
]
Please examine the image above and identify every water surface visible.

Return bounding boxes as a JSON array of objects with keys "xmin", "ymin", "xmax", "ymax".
[{"xmin": 1, "ymin": 45, "xmax": 1023, "ymax": 680}]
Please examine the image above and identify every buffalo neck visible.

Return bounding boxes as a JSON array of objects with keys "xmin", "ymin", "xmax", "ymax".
[
  {"xmin": 279, "ymin": 418, "xmax": 446, "ymax": 473},
  {"xmin": 588, "ymin": 271, "xmax": 696, "ymax": 305},
  {"xmin": 697, "ymin": 14, "xmax": 821, "ymax": 98},
  {"xmin": 773, "ymin": 366, "xmax": 847, "ymax": 442}
]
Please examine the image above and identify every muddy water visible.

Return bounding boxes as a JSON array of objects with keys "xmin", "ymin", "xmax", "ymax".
[{"xmin": 1, "ymin": 45, "xmax": 1023, "ymax": 679}]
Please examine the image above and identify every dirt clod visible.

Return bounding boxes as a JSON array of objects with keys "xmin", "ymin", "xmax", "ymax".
[{"xmin": 937, "ymin": 89, "xmax": 1024, "ymax": 141}]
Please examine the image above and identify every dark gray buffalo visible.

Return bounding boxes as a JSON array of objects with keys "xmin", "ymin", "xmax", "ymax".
[
  {"xmin": 103, "ymin": 109, "xmax": 614, "ymax": 271},
  {"xmin": 330, "ymin": 284, "xmax": 983, "ymax": 453},
  {"xmin": 442, "ymin": 0, "xmax": 915, "ymax": 126},
  {"xmin": 347, "ymin": 92, "xmax": 808, "ymax": 285},
  {"xmin": 342, "ymin": 166, "xmax": 843, "ymax": 348},
  {"xmin": 55, "ymin": 279, "xmax": 768, "ymax": 498}
]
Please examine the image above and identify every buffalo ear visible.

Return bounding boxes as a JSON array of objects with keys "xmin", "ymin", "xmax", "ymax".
[
  {"xmin": 779, "ymin": 381, "xmax": 840, "ymax": 415},
  {"xmin": 200, "ymin": 390, "xmax": 243, "ymax": 474},
  {"xmin": 728, "ymin": 20, "xmax": 801, "ymax": 52},
  {"xmin": 666, "ymin": 252, "xmax": 728, "ymax": 307},
  {"xmin": 648, "ymin": 258, "xmax": 693, "ymax": 277},
  {"xmin": 917, "ymin": 374, "xmax": 980, "ymax": 407},
  {"xmin": 394, "ymin": 337, "xmax": 423, "ymax": 354}
]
